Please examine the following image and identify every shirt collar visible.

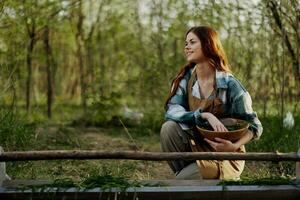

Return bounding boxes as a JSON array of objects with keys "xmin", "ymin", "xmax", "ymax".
[
  {"xmin": 190, "ymin": 66, "xmax": 232, "ymax": 89},
  {"xmin": 216, "ymin": 70, "xmax": 233, "ymax": 89}
]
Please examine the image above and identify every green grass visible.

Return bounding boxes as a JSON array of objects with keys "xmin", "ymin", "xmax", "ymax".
[
  {"xmin": 0, "ymin": 110, "xmax": 35, "ymax": 151},
  {"xmin": 4, "ymin": 123, "xmax": 164, "ymax": 180},
  {"xmin": 218, "ymin": 176, "xmax": 296, "ymax": 186},
  {"xmin": 1, "ymin": 102, "xmax": 299, "ymax": 182},
  {"xmin": 247, "ymin": 116, "xmax": 300, "ymax": 152},
  {"xmin": 16, "ymin": 173, "xmax": 164, "ymax": 198}
]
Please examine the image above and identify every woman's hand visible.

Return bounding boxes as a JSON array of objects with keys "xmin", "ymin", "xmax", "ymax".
[
  {"xmin": 201, "ymin": 112, "xmax": 239, "ymax": 152},
  {"xmin": 201, "ymin": 112, "xmax": 228, "ymax": 132},
  {"xmin": 204, "ymin": 137, "xmax": 239, "ymax": 152}
]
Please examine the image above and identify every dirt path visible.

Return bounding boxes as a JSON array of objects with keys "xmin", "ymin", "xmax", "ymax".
[{"xmin": 77, "ymin": 127, "xmax": 174, "ymax": 179}]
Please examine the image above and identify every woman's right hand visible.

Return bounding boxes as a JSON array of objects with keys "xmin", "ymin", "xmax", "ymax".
[{"xmin": 201, "ymin": 112, "xmax": 228, "ymax": 132}]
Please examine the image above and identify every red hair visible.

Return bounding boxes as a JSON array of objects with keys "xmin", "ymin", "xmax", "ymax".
[{"xmin": 165, "ymin": 26, "xmax": 231, "ymax": 109}]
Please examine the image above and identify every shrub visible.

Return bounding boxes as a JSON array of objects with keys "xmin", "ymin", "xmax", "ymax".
[{"xmin": 0, "ymin": 110, "xmax": 35, "ymax": 151}]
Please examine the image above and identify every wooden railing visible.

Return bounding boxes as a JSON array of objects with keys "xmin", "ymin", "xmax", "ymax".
[
  {"xmin": 0, "ymin": 150, "xmax": 299, "ymax": 162},
  {"xmin": 1, "ymin": 150, "xmax": 300, "ymax": 180}
]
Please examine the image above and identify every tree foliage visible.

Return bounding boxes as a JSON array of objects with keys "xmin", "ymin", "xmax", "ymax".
[{"xmin": 0, "ymin": 0, "xmax": 299, "ymax": 122}]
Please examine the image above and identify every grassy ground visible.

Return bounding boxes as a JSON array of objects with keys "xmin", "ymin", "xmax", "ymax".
[
  {"xmin": 5, "ymin": 124, "xmax": 297, "ymax": 181},
  {"xmin": 1, "ymin": 103, "xmax": 299, "ymax": 181},
  {"xmin": 6, "ymin": 125, "xmax": 173, "ymax": 181}
]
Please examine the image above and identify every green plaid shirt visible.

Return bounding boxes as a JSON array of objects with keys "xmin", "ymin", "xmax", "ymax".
[{"xmin": 165, "ymin": 67, "xmax": 263, "ymax": 140}]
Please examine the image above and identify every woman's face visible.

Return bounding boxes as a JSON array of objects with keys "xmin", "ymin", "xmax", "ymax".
[{"xmin": 184, "ymin": 32, "xmax": 205, "ymax": 63}]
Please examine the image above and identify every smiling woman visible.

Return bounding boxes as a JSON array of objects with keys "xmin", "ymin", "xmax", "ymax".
[{"xmin": 160, "ymin": 26, "xmax": 263, "ymax": 180}]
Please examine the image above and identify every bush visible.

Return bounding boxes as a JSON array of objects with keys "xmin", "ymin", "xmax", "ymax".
[
  {"xmin": 0, "ymin": 110, "xmax": 35, "ymax": 151},
  {"xmin": 70, "ymin": 93, "xmax": 124, "ymax": 127},
  {"xmin": 247, "ymin": 116, "xmax": 300, "ymax": 152}
]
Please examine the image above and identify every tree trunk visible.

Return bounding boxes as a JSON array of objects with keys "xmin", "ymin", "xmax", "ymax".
[
  {"xmin": 97, "ymin": 31, "xmax": 105, "ymax": 99},
  {"xmin": 267, "ymin": 0, "xmax": 300, "ymax": 86},
  {"xmin": 43, "ymin": 25, "xmax": 53, "ymax": 118},
  {"xmin": 86, "ymin": 41, "xmax": 94, "ymax": 87},
  {"xmin": 25, "ymin": 36, "xmax": 35, "ymax": 113},
  {"xmin": 85, "ymin": 0, "xmax": 104, "ymax": 91},
  {"xmin": 75, "ymin": 0, "xmax": 86, "ymax": 112}
]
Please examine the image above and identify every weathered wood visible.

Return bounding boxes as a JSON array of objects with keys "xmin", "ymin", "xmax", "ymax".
[
  {"xmin": 296, "ymin": 149, "xmax": 300, "ymax": 179},
  {"xmin": 2, "ymin": 179, "xmax": 220, "ymax": 188},
  {"xmin": 2, "ymin": 179, "xmax": 53, "ymax": 188},
  {"xmin": 136, "ymin": 179, "xmax": 220, "ymax": 186},
  {"xmin": 0, "ymin": 184, "xmax": 299, "ymax": 200},
  {"xmin": 0, "ymin": 150, "xmax": 299, "ymax": 162},
  {"xmin": 0, "ymin": 147, "xmax": 10, "ymax": 187}
]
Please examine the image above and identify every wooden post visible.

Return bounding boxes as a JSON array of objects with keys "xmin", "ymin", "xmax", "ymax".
[
  {"xmin": 296, "ymin": 148, "xmax": 300, "ymax": 180},
  {"xmin": 0, "ymin": 146, "xmax": 10, "ymax": 187}
]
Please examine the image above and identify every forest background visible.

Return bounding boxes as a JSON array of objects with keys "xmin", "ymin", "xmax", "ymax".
[{"xmin": 0, "ymin": 0, "xmax": 299, "ymax": 180}]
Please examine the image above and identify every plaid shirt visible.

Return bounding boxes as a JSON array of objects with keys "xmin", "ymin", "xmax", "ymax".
[{"xmin": 165, "ymin": 67, "xmax": 263, "ymax": 140}]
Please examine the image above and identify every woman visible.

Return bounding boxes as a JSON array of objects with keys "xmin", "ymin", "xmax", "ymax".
[{"xmin": 160, "ymin": 26, "xmax": 263, "ymax": 180}]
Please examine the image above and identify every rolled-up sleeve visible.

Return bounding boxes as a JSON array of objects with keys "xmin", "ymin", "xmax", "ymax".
[
  {"xmin": 229, "ymin": 81, "xmax": 263, "ymax": 140},
  {"xmin": 165, "ymin": 77, "xmax": 206, "ymax": 129}
]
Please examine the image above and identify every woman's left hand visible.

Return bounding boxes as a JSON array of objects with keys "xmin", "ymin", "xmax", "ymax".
[{"xmin": 204, "ymin": 137, "xmax": 239, "ymax": 152}]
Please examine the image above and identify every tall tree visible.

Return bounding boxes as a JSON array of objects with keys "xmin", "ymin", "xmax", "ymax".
[
  {"xmin": 43, "ymin": 25, "xmax": 54, "ymax": 118},
  {"xmin": 70, "ymin": 0, "xmax": 87, "ymax": 112},
  {"xmin": 23, "ymin": 1, "xmax": 37, "ymax": 113},
  {"xmin": 266, "ymin": 0, "xmax": 300, "ymax": 87}
]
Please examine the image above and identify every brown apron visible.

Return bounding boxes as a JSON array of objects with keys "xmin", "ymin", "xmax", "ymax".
[{"xmin": 187, "ymin": 70, "xmax": 245, "ymax": 180}]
